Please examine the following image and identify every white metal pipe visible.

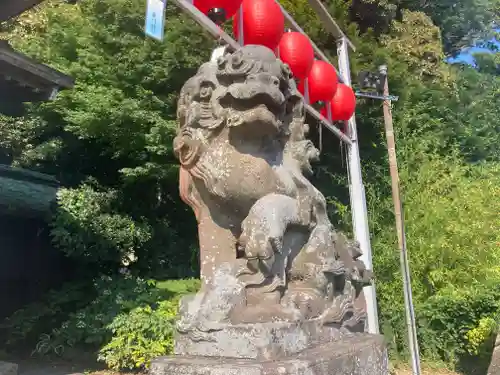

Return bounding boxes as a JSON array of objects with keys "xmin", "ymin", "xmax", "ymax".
[
  {"xmin": 400, "ymin": 203, "xmax": 422, "ymax": 375},
  {"xmin": 337, "ymin": 37, "xmax": 380, "ymax": 334},
  {"xmin": 237, "ymin": 5, "xmax": 244, "ymax": 45},
  {"xmin": 326, "ymin": 101, "xmax": 332, "ymax": 122},
  {"xmin": 304, "ymin": 78, "xmax": 310, "ymax": 104}
]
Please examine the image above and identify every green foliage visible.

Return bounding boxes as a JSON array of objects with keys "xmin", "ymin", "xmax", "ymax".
[
  {"xmin": 98, "ymin": 299, "xmax": 178, "ymax": 370},
  {"xmin": 474, "ymin": 52, "xmax": 500, "ymax": 75},
  {"xmin": 1, "ymin": 0, "xmax": 208, "ymax": 279},
  {"xmin": 466, "ymin": 317, "xmax": 498, "ymax": 356},
  {"xmin": 443, "ymin": 67, "xmax": 500, "ymax": 162},
  {"xmin": 0, "ymin": 281, "xmax": 93, "ymax": 349},
  {"xmin": 98, "ymin": 279, "xmax": 200, "ymax": 370},
  {"xmin": 354, "ymin": 0, "xmax": 500, "ymax": 56},
  {"xmin": 31, "ymin": 275, "xmax": 164, "ymax": 356},
  {"xmin": 373, "ymin": 152, "xmax": 500, "ymax": 363},
  {"xmin": 51, "ymin": 185, "xmax": 151, "ymax": 270},
  {"xmin": 419, "ymin": 0, "xmax": 499, "ymax": 56},
  {"xmin": 379, "ymin": 283, "xmax": 500, "ymax": 365},
  {"xmin": 1, "ymin": 275, "xmax": 199, "ymax": 368},
  {"xmin": 382, "ymin": 11, "xmax": 445, "ymax": 80},
  {"xmin": 403, "ymin": 159, "xmax": 500, "ymax": 294},
  {"xmin": 417, "ymin": 285, "xmax": 500, "ymax": 363}
]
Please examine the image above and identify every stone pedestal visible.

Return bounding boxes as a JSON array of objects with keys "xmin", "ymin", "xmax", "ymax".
[
  {"xmin": 0, "ymin": 361, "xmax": 18, "ymax": 375},
  {"xmin": 488, "ymin": 333, "xmax": 500, "ymax": 375},
  {"xmin": 151, "ymin": 334, "xmax": 388, "ymax": 375},
  {"xmin": 174, "ymin": 318, "xmax": 345, "ymax": 360}
]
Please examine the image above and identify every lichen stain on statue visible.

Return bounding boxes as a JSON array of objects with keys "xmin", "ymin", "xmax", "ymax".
[{"xmin": 173, "ymin": 45, "xmax": 372, "ymax": 344}]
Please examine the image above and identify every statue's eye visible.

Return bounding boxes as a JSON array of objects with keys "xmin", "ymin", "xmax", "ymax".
[
  {"xmin": 200, "ymin": 86, "xmax": 212, "ymax": 99},
  {"xmin": 231, "ymin": 51, "xmax": 243, "ymax": 67},
  {"xmin": 217, "ymin": 56, "xmax": 226, "ymax": 67}
]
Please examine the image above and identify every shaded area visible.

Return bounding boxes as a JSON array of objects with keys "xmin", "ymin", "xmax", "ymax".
[
  {"xmin": 0, "ymin": 0, "xmax": 46, "ymax": 22},
  {"xmin": 0, "ymin": 215, "xmax": 75, "ymax": 320},
  {"xmin": 0, "ymin": 165, "xmax": 75, "ymax": 320}
]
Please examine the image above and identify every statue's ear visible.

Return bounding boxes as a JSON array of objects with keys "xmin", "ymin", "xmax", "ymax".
[{"xmin": 173, "ymin": 132, "xmax": 203, "ymax": 168}]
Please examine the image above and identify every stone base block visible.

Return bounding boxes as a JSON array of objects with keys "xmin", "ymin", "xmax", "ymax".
[
  {"xmin": 0, "ymin": 361, "xmax": 18, "ymax": 375},
  {"xmin": 175, "ymin": 318, "xmax": 346, "ymax": 360},
  {"xmin": 151, "ymin": 334, "xmax": 388, "ymax": 375},
  {"xmin": 488, "ymin": 333, "xmax": 500, "ymax": 374}
]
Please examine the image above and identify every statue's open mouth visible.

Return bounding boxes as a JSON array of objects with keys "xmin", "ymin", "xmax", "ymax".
[
  {"xmin": 227, "ymin": 95, "xmax": 283, "ymax": 117},
  {"xmin": 219, "ymin": 82, "xmax": 285, "ymax": 131},
  {"xmin": 302, "ymin": 140, "xmax": 320, "ymax": 174},
  {"xmin": 305, "ymin": 140, "xmax": 320, "ymax": 161}
]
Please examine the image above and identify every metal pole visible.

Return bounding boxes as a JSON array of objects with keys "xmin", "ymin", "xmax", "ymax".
[
  {"xmin": 379, "ymin": 65, "xmax": 421, "ymax": 375},
  {"xmin": 304, "ymin": 79, "xmax": 310, "ymax": 104},
  {"xmin": 337, "ymin": 37, "xmax": 380, "ymax": 334},
  {"xmin": 237, "ymin": 5, "xmax": 244, "ymax": 45},
  {"xmin": 400, "ymin": 201, "xmax": 422, "ymax": 375}
]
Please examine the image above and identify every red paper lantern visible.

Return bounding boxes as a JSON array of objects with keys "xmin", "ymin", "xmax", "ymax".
[
  {"xmin": 193, "ymin": 0, "xmax": 242, "ymax": 22},
  {"xmin": 233, "ymin": 0, "xmax": 284, "ymax": 51},
  {"xmin": 278, "ymin": 32, "xmax": 314, "ymax": 79},
  {"xmin": 320, "ymin": 83, "xmax": 357, "ymax": 121},
  {"xmin": 298, "ymin": 60, "xmax": 338, "ymax": 104}
]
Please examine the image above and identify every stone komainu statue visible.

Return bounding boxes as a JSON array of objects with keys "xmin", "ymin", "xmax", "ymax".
[{"xmin": 172, "ymin": 45, "xmax": 373, "ymax": 359}]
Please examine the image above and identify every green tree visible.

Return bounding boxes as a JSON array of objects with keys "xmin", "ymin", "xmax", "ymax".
[
  {"xmin": 350, "ymin": 0, "xmax": 499, "ymax": 56},
  {"xmin": 474, "ymin": 51, "xmax": 500, "ymax": 74},
  {"xmin": 1, "ymin": 0, "xmax": 216, "ymax": 277}
]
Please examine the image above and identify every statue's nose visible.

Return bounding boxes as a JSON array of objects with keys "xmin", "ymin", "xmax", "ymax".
[{"xmin": 247, "ymin": 73, "xmax": 280, "ymax": 87}]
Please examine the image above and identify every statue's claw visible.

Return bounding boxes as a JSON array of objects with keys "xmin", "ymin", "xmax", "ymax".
[
  {"xmin": 240, "ymin": 237, "xmax": 277, "ymax": 276},
  {"xmin": 239, "ymin": 211, "xmax": 284, "ymax": 277}
]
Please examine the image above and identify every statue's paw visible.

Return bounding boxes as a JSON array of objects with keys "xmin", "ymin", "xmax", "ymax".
[
  {"xmin": 245, "ymin": 244, "xmax": 276, "ymax": 276},
  {"xmin": 239, "ymin": 220, "xmax": 284, "ymax": 275}
]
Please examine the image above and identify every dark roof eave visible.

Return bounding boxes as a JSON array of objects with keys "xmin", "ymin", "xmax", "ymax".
[
  {"xmin": 0, "ymin": 164, "xmax": 59, "ymax": 187},
  {"xmin": 0, "ymin": 41, "xmax": 74, "ymax": 90},
  {"xmin": 0, "ymin": 0, "xmax": 46, "ymax": 23},
  {"xmin": 0, "ymin": 165, "xmax": 59, "ymax": 219}
]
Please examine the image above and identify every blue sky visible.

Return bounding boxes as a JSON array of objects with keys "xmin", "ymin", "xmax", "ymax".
[{"xmin": 448, "ymin": 31, "xmax": 499, "ymax": 66}]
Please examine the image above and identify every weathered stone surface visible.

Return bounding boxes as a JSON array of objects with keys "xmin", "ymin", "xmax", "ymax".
[
  {"xmin": 152, "ymin": 334, "xmax": 388, "ymax": 375},
  {"xmin": 0, "ymin": 361, "xmax": 18, "ymax": 375},
  {"xmin": 173, "ymin": 43, "xmax": 370, "ymax": 342},
  {"xmin": 175, "ymin": 318, "xmax": 344, "ymax": 360},
  {"xmin": 488, "ymin": 333, "xmax": 500, "ymax": 374}
]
